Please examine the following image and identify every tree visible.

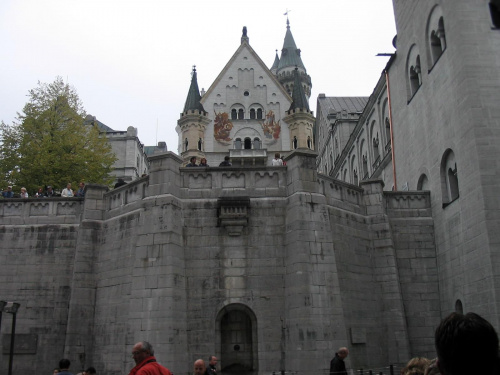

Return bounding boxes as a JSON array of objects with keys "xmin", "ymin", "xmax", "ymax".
[{"xmin": 0, "ymin": 77, "xmax": 117, "ymax": 193}]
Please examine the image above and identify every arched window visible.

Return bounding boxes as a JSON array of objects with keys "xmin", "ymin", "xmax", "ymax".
[
  {"xmin": 353, "ymin": 170, "xmax": 358, "ymax": 185},
  {"xmin": 231, "ymin": 109, "xmax": 237, "ymax": 120},
  {"xmin": 307, "ymin": 136, "xmax": 312, "ymax": 149},
  {"xmin": 250, "ymin": 108, "xmax": 256, "ymax": 119},
  {"xmin": 293, "ymin": 136, "xmax": 298, "ymax": 149},
  {"xmin": 385, "ymin": 118, "xmax": 391, "ymax": 150},
  {"xmin": 257, "ymin": 108, "xmax": 263, "ymax": 120},
  {"xmin": 343, "ymin": 168, "xmax": 348, "ymax": 182},
  {"xmin": 234, "ymin": 138, "xmax": 242, "ymax": 149},
  {"xmin": 417, "ymin": 174, "xmax": 429, "ymax": 190},
  {"xmin": 406, "ymin": 45, "xmax": 422, "ymax": 100},
  {"xmin": 244, "ymin": 137, "xmax": 252, "ymax": 149},
  {"xmin": 455, "ymin": 299, "xmax": 464, "ymax": 314},
  {"xmin": 253, "ymin": 138, "xmax": 261, "ymax": 149},
  {"xmin": 198, "ymin": 138, "xmax": 202, "ymax": 151},
  {"xmin": 238, "ymin": 109, "xmax": 244, "ymax": 120},
  {"xmin": 427, "ymin": 6, "xmax": 446, "ymax": 67},
  {"xmin": 362, "ymin": 154, "xmax": 368, "ymax": 179},
  {"xmin": 184, "ymin": 138, "xmax": 188, "ymax": 152},
  {"xmin": 440, "ymin": 149, "xmax": 459, "ymax": 207},
  {"xmin": 491, "ymin": 1, "xmax": 500, "ymax": 28},
  {"xmin": 373, "ymin": 136, "xmax": 380, "ymax": 163}
]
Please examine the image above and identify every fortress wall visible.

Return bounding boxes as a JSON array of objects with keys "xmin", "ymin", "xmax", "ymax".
[
  {"xmin": 0, "ymin": 199, "xmax": 83, "ymax": 374},
  {"xmin": 325, "ymin": 181, "xmax": 391, "ymax": 369},
  {"xmin": 385, "ymin": 191, "xmax": 440, "ymax": 359}
]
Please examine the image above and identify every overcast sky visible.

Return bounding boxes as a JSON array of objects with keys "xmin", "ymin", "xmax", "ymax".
[{"xmin": 0, "ymin": 0, "xmax": 396, "ymax": 152}]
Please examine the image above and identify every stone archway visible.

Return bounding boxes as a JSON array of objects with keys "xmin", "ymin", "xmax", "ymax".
[{"xmin": 216, "ymin": 304, "xmax": 258, "ymax": 375}]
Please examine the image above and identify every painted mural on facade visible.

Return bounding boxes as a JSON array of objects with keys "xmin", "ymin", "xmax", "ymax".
[
  {"xmin": 261, "ymin": 110, "xmax": 281, "ymax": 142},
  {"xmin": 214, "ymin": 111, "xmax": 233, "ymax": 144}
]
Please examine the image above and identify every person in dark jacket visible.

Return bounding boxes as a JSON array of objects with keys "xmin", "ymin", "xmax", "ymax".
[
  {"xmin": 206, "ymin": 356, "xmax": 217, "ymax": 375},
  {"xmin": 330, "ymin": 347, "xmax": 349, "ymax": 375},
  {"xmin": 219, "ymin": 156, "xmax": 231, "ymax": 166}
]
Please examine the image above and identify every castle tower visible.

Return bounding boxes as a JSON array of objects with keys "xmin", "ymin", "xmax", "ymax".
[
  {"xmin": 283, "ymin": 68, "xmax": 315, "ymax": 150},
  {"xmin": 275, "ymin": 19, "xmax": 312, "ymax": 99},
  {"xmin": 177, "ymin": 66, "xmax": 211, "ymax": 164}
]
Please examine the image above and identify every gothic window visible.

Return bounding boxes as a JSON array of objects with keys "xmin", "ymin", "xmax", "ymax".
[
  {"xmin": 250, "ymin": 108, "xmax": 256, "ymax": 119},
  {"xmin": 293, "ymin": 136, "xmax": 298, "ymax": 149},
  {"xmin": 238, "ymin": 109, "xmax": 244, "ymax": 120},
  {"xmin": 244, "ymin": 137, "xmax": 252, "ymax": 149},
  {"xmin": 455, "ymin": 300, "xmax": 464, "ymax": 315},
  {"xmin": 385, "ymin": 118, "xmax": 391, "ymax": 150},
  {"xmin": 257, "ymin": 108, "xmax": 263, "ymax": 119},
  {"xmin": 324, "ymin": 165, "xmax": 328, "ymax": 174},
  {"xmin": 343, "ymin": 168, "xmax": 348, "ymax": 182},
  {"xmin": 406, "ymin": 45, "xmax": 422, "ymax": 100},
  {"xmin": 427, "ymin": 6, "xmax": 446, "ymax": 68},
  {"xmin": 440, "ymin": 149, "xmax": 459, "ymax": 207},
  {"xmin": 231, "ymin": 109, "xmax": 237, "ymax": 120},
  {"xmin": 362, "ymin": 154, "xmax": 368, "ymax": 179},
  {"xmin": 335, "ymin": 138, "xmax": 339, "ymax": 158},
  {"xmin": 353, "ymin": 169, "xmax": 358, "ymax": 185},
  {"xmin": 184, "ymin": 138, "xmax": 188, "ymax": 152},
  {"xmin": 491, "ymin": 1, "xmax": 500, "ymax": 28},
  {"xmin": 234, "ymin": 138, "xmax": 242, "ymax": 149},
  {"xmin": 417, "ymin": 173, "xmax": 429, "ymax": 190},
  {"xmin": 373, "ymin": 136, "xmax": 380, "ymax": 163},
  {"xmin": 307, "ymin": 136, "xmax": 312, "ymax": 149},
  {"xmin": 198, "ymin": 138, "xmax": 202, "ymax": 151},
  {"xmin": 253, "ymin": 138, "xmax": 261, "ymax": 149}
]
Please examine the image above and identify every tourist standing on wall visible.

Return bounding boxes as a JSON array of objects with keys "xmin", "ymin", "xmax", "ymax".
[{"xmin": 271, "ymin": 153, "xmax": 283, "ymax": 166}]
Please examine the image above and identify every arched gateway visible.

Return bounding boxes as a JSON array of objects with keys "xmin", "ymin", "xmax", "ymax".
[{"xmin": 215, "ymin": 304, "xmax": 258, "ymax": 375}]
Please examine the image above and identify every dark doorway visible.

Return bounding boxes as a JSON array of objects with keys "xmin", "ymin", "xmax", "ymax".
[{"xmin": 217, "ymin": 305, "xmax": 257, "ymax": 375}]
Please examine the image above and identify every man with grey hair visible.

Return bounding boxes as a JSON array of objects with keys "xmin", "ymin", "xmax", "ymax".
[
  {"xmin": 128, "ymin": 341, "xmax": 172, "ymax": 375},
  {"xmin": 329, "ymin": 347, "xmax": 349, "ymax": 375}
]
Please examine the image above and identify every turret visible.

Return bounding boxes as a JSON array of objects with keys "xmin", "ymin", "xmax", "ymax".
[
  {"xmin": 276, "ymin": 18, "xmax": 312, "ymax": 99},
  {"xmin": 177, "ymin": 66, "xmax": 211, "ymax": 165},
  {"xmin": 283, "ymin": 68, "xmax": 315, "ymax": 150}
]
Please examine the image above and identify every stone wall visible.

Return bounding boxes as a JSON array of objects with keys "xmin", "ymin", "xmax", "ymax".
[{"xmin": 0, "ymin": 150, "xmax": 438, "ymax": 375}]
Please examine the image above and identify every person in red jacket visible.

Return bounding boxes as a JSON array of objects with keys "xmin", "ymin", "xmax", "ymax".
[{"xmin": 128, "ymin": 341, "xmax": 172, "ymax": 375}]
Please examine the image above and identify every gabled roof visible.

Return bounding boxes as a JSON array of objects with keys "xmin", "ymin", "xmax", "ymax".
[
  {"xmin": 277, "ymin": 20, "xmax": 306, "ymax": 72},
  {"xmin": 289, "ymin": 68, "xmax": 309, "ymax": 111},
  {"xmin": 316, "ymin": 96, "xmax": 369, "ymax": 120},
  {"xmin": 183, "ymin": 67, "xmax": 206, "ymax": 112},
  {"xmin": 201, "ymin": 39, "xmax": 292, "ymax": 103},
  {"xmin": 84, "ymin": 115, "xmax": 114, "ymax": 132}
]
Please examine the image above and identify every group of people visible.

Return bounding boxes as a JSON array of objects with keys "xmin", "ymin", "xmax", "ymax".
[
  {"xmin": 329, "ymin": 312, "xmax": 500, "ymax": 375},
  {"xmin": 1, "ymin": 182, "xmax": 86, "ymax": 198},
  {"xmin": 185, "ymin": 154, "xmax": 286, "ymax": 167},
  {"xmin": 129, "ymin": 341, "xmax": 218, "ymax": 375},
  {"xmin": 186, "ymin": 156, "xmax": 232, "ymax": 167}
]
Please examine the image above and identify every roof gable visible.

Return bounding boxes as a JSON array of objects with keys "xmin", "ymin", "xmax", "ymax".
[{"xmin": 201, "ymin": 41, "xmax": 291, "ymax": 104}]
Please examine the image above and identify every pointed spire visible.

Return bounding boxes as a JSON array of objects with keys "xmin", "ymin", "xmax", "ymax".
[
  {"xmin": 289, "ymin": 67, "xmax": 309, "ymax": 111},
  {"xmin": 270, "ymin": 49, "xmax": 280, "ymax": 73},
  {"xmin": 183, "ymin": 66, "xmax": 205, "ymax": 113},
  {"xmin": 277, "ymin": 19, "xmax": 306, "ymax": 72}
]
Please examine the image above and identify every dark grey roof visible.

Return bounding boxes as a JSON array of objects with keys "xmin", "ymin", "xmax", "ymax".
[
  {"xmin": 277, "ymin": 21, "xmax": 306, "ymax": 71},
  {"xmin": 84, "ymin": 115, "xmax": 114, "ymax": 132},
  {"xmin": 316, "ymin": 96, "xmax": 369, "ymax": 120},
  {"xmin": 183, "ymin": 68, "xmax": 206, "ymax": 113},
  {"xmin": 270, "ymin": 51, "xmax": 280, "ymax": 71}
]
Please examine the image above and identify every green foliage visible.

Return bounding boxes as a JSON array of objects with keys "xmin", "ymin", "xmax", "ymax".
[{"xmin": 0, "ymin": 77, "xmax": 117, "ymax": 193}]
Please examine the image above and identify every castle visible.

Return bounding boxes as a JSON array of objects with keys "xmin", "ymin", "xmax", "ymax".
[{"xmin": 1, "ymin": 1, "xmax": 500, "ymax": 375}]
